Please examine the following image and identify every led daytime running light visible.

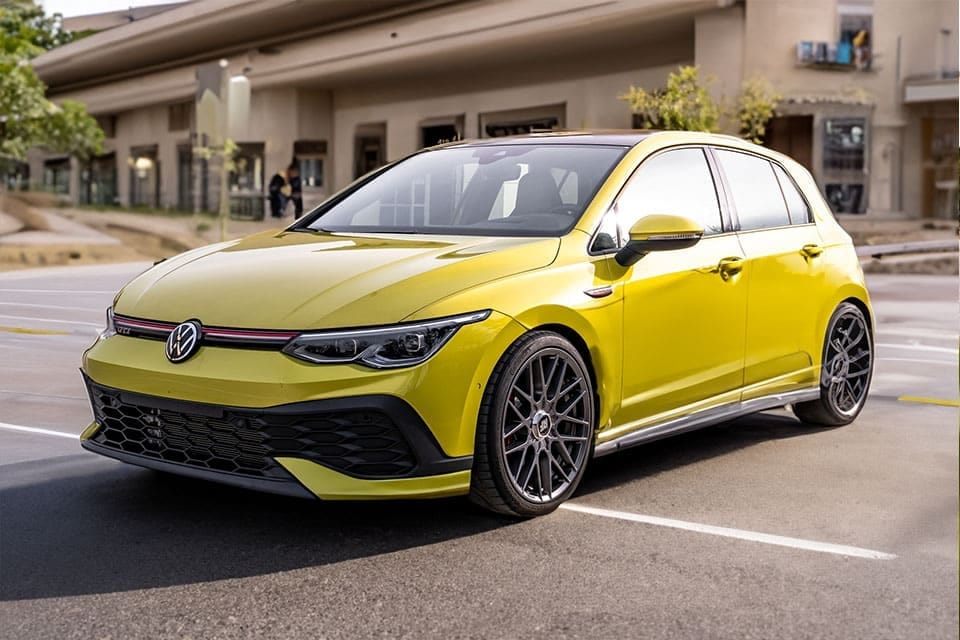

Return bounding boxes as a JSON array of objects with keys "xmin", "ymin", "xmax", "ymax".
[{"xmin": 283, "ymin": 310, "xmax": 491, "ymax": 369}]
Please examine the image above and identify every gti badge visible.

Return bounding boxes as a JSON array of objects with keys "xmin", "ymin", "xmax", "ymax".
[{"xmin": 165, "ymin": 320, "xmax": 202, "ymax": 363}]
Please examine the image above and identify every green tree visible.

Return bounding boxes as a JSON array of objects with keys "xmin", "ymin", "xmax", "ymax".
[
  {"xmin": 620, "ymin": 66, "xmax": 781, "ymax": 144},
  {"xmin": 620, "ymin": 66, "xmax": 721, "ymax": 133},
  {"xmin": 0, "ymin": 1, "xmax": 103, "ymax": 173},
  {"xmin": 737, "ymin": 77, "xmax": 781, "ymax": 144}
]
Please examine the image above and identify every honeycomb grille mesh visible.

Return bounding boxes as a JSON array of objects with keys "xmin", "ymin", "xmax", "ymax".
[{"xmin": 88, "ymin": 383, "xmax": 418, "ymax": 479}]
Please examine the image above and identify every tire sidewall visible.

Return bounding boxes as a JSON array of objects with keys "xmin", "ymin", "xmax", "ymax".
[
  {"xmin": 819, "ymin": 302, "xmax": 873, "ymax": 424},
  {"xmin": 483, "ymin": 333, "xmax": 595, "ymax": 516}
]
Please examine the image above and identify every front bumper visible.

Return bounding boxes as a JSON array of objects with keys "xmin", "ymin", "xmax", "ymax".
[
  {"xmin": 81, "ymin": 375, "xmax": 473, "ymax": 499},
  {"xmin": 80, "ymin": 311, "xmax": 525, "ymax": 499}
]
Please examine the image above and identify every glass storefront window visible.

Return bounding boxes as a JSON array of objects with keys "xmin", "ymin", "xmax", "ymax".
[{"xmin": 823, "ymin": 118, "xmax": 866, "ymax": 171}]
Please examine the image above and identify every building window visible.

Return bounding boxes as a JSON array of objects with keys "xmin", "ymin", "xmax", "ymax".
[
  {"xmin": 420, "ymin": 115, "xmax": 465, "ymax": 148},
  {"xmin": 168, "ymin": 101, "xmax": 193, "ymax": 132},
  {"xmin": 229, "ymin": 142, "xmax": 264, "ymax": 218},
  {"xmin": 838, "ymin": 1, "xmax": 872, "ymax": 70},
  {"xmin": 80, "ymin": 153, "xmax": 117, "ymax": 206},
  {"xmin": 177, "ymin": 145, "xmax": 193, "ymax": 212},
  {"xmin": 129, "ymin": 145, "xmax": 160, "ymax": 208},
  {"xmin": 294, "ymin": 140, "xmax": 327, "ymax": 188},
  {"xmin": 43, "ymin": 158, "xmax": 70, "ymax": 194},
  {"xmin": 4, "ymin": 162, "xmax": 29, "ymax": 191},
  {"xmin": 823, "ymin": 118, "xmax": 866, "ymax": 171},
  {"xmin": 480, "ymin": 104, "xmax": 565, "ymax": 138},
  {"xmin": 354, "ymin": 123, "xmax": 386, "ymax": 179}
]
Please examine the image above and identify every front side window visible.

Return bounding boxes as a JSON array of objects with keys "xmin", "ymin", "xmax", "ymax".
[
  {"xmin": 614, "ymin": 148, "xmax": 723, "ymax": 240},
  {"xmin": 304, "ymin": 145, "xmax": 626, "ymax": 237},
  {"xmin": 714, "ymin": 149, "xmax": 790, "ymax": 231}
]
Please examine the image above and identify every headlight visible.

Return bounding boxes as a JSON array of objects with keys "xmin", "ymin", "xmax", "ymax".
[
  {"xmin": 283, "ymin": 310, "xmax": 490, "ymax": 369},
  {"xmin": 99, "ymin": 307, "xmax": 116, "ymax": 340}
]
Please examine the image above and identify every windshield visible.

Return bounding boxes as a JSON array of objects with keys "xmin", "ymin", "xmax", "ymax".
[{"xmin": 302, "ymin": 144, "xmax": 627, "ymax": 236}]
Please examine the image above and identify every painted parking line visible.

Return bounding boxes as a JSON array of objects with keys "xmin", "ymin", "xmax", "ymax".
[
  {"xmin": 877, "ymin": 357, "xmax": 957, "ymax": 366},
  {"xmin": 0, "ymin": 302, "xmax": 102, "ymax": 313},
  {"xmin": 0, "ymin": 288, "xmax": 116, "ymax": 295},
  {"xmin": 0, "ymin": 314, "xmax": 102, "ymax": 329},
  {"xmin": 876, "ymin": 342, "xmax": 959, "ymax": 355},
  {"xmin": 560, "ymin": 503, "xmax": 897, "ymax": 560},
  {"xmin": 0, "ymin": 326, "xmax": 70, "ymax": 335},
  {"xmin": 0, "ymin": 422, "xmax": 78, "ymax": 440},
  {"xmin": 898, "ymin": 396, "xmax": 960, "ymax": 408}
]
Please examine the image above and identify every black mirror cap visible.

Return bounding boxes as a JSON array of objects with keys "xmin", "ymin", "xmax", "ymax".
[{"xmin": 614, "ymin": 234, "xmax": 702, "ymax": 267}]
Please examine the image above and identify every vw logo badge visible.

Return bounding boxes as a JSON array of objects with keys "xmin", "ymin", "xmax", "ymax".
[{"xmin": 165, "ymin": 320, "xmax": 202, "ymax": 363}]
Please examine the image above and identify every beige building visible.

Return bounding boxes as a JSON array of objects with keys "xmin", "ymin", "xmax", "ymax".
[{"xmin": 21, "ymin": 0, "xmax": 959, "ymax": 218}]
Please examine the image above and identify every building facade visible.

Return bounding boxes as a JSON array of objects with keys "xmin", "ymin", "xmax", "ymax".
[{"xmin": 23, "ymin": 0, "xmax": 960, "ymax": 218}]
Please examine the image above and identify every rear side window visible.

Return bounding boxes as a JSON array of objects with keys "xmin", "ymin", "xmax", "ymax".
[
  {"xmin": 615, "ymin": 148, "xmax": 723, "ymax": 236},
  {"xmin": 773, "ymin": 164, "xmax": 812, "ymax": 224},
  {"xmin": 714, "ymin": 149, "xmax": 790, "ymax": 231}
]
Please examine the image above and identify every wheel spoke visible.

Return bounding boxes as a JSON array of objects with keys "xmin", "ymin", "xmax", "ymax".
[
  {"xmin": 504, "ymin": 437, "xmax": 529, "ymax": 456},
  {"xmin": 557, "ymin": 389, "xmax": 587, "ymax": 417},
  {"xmin": 500, "ymin": 345, "xmax": 594, "ymax": 504},
  {"xmin": 538, "ymin": 450, "xmax": 552, "ymax": 498}
]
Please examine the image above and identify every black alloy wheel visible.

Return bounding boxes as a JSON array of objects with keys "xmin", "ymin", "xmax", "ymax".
[
  {"xmin": 794, "ymin": 302, "xmax": 873, "ymax": 426},
  {"xmin": 470, "ymin": 332, "xmax": 595, "ymax": 517}
]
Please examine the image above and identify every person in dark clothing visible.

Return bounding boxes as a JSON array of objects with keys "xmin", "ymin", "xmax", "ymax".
[
  {"xmin": 267, "ymin": 170, "xmax": 287, "ymax": 218},
  {"xmin": 287, "ymin": 162, "xmax": 303, "ymax": 219}
]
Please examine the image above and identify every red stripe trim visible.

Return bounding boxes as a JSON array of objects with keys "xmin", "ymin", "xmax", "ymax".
[
  {"xmin": 115, "ymin": 317, "xmax": 176, "ymax": 331},
  {"xmin": 114, "ymin": 314, "xmax": 297, "ymax": 340},
  {"xmin": 202, "ymin": 328, "xmax": 299, "ymax": 340}
]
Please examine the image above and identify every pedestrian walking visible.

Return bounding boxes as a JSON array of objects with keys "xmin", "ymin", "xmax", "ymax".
[{"xmin": 267, "ymin": 169, "xmax": 288, "ymax": 218}]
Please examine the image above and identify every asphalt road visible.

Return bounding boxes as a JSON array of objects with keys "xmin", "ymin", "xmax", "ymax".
[{"xmin": 0, "ymin": 263, "xmax": 957, "ymax": 639}]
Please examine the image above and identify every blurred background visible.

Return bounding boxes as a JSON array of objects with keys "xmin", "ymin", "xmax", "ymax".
[{"xmin": 1, "ymin": 0, "xmax": 957, "ymax": 240}]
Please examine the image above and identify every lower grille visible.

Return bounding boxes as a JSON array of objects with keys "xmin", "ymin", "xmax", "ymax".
[{"xmin": 87, "ymin": 382, "xmax": 418, "ymax": 480}]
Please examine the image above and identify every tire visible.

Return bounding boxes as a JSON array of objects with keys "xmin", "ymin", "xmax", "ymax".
[
  {"xmin": 793, "ymin": 302, "xmax": 873, "ymax": 426},
  {"xmin": 470, "ymin": 331, "xmax": 595, "ymax": 517}
]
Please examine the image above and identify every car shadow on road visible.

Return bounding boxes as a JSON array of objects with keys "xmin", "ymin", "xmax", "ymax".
[
  {"xmin": 0, "ymin": 411, "xmax": 830, "ymax": 601},
  {"xmin": 577, "ymin": 410, "xmax": 836, "ymax": 496},
  {"xmin": 0, "ymin": 454, "xmax": 507, "ymax": 602}
]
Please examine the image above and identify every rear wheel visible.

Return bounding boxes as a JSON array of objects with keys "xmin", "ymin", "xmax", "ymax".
[
  {"xmin": 794, "ymin": 302, "xmax": 873, "ymax": 426},
  {"xmin": 470, "ymin": 332, "xmax": 595, "ymax": 517}
]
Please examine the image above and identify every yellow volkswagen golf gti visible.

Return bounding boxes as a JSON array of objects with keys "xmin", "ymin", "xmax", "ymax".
[{"xmin": 81, "ymin": 131, "xmax": 873, "ymax": 517}]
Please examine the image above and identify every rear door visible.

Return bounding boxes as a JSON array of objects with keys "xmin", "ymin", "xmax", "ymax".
[{"xmin": 711, "ymin": 148, "xmax": 827, "ymax": 399}]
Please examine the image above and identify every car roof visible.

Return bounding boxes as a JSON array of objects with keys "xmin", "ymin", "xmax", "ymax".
[{"xmin": 441, "ymin": 130, "xmax": 656, "ymax": 148}]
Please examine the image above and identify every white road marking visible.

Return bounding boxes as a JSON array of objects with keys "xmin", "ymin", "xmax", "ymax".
[
  {"xmin": 879, "ymin": 328, "xmax": 959, "ymax": 341},
  {"xmin": 0, "ymin": 313, "xmax": 102, "ymax": 328},
  {"xmin": 0, "ymin": 288, "xmax": 116, "ymax": 294},
  {"xmin": 0, "ymin": 302, "xmax": 101, "ymax": 313},
  {"xmin": 560, "ymin": 503, "xmax": 897, "ymax": 560},
  {"xmin": 877, "ymin": 357, "xmax": 957, "ymax": 366},
  {"xmin": 876, "ymin": 342, "xmax": 959, "ymax": 355},
  {"xmin": 0, "ymin": 422, "xmax": 78, "ymax": 440},
  {"xmin": 0, "ymin": 389, "xmax": 87, "ymax": 400}
]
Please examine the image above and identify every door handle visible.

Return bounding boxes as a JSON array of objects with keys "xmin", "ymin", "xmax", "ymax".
[
  {"xmin": 717, "ymin": 256, "xmax": 744, "ymax": 281},
  {"xmin": 801, "ymin": 244, "xmax": 824, "ymax": 259}
]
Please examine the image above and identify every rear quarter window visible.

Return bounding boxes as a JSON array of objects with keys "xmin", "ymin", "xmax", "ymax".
[{"xmin": 714, "ymin": 148, "xmax": 790, "ymax": 231}]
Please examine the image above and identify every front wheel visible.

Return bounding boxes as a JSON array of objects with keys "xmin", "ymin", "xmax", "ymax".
[
  {"xmin": 470, "ymin": 332, "xmax": 595, "ymax": 517},
  {"xmin": 794, "ymin": 302, "xmax": 873, "ymax": 426}
]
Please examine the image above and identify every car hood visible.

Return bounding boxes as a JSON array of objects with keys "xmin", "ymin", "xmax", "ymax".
[{"xmin": 114, "ymin": 230, "xmax": 560, "ymax": 329}]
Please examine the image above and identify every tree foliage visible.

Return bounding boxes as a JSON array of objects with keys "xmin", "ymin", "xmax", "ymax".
[
  {"xmin": 620, "ymin": 66, "xmax": 720, "ymax": 133},
  {"xmin": 620, "ymin": 66, "xmax": 781, "ymax": 144},
  {"xmin": 0, "ymin": 1, "xmax": 102, "ymax": 168},
  {"xmin": 737, "ymin": 77, "xmax": 782, "ymax": 144}
]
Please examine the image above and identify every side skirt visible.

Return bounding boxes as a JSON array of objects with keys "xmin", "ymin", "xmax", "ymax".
[{"xmin": 593, "ymin": 388, "xmax": 820, "ymax": 457}]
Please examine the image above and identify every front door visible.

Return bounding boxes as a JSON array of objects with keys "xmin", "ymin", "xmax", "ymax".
[{"xmin": 611, "ymin": 147, "xmax": 748, "ymax": 430}]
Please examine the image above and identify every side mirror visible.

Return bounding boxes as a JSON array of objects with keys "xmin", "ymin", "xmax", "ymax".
[{"xmin": 614, "ymin": 214, "xmax": 704, "ymax": 267}]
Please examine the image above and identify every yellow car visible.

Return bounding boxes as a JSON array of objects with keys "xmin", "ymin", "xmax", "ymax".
[{"xmin": 81, "ymin": 131, "xmax": 873, "ymax": 517}]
